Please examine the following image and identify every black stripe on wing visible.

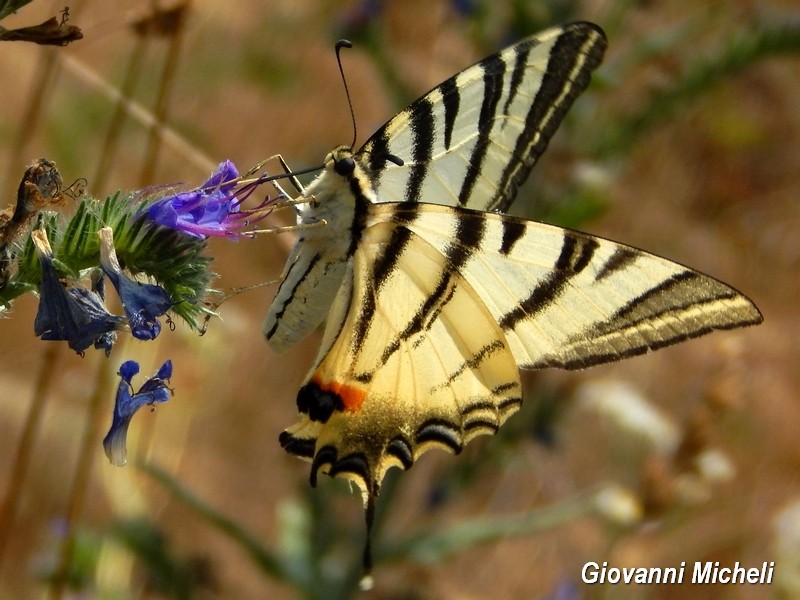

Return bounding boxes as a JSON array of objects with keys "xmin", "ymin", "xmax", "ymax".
[
  {"xmin": 356, "ymin": 23, "xmax": 605, "ymax": 213},
  {"xmin": 604, "ymin": 271, "xmax": 762, "ymax": 333},
  {"xmin": 278, "ymin": 430, "xmax": 315, "ymax": 459},
  {"xmin": 445, "ymin": 208, "xmax": 487, "ymax": 269},
  {"xmin": 404, "ymin": 98, "xmax": 436, "ymax": 203},
  {"xmin": 365, "ymin": 129, "xmax": 391, "ymax": 182},
  {"xmin": 347, "ymin": 176, "xmax": 373, "ymax": 256},
  {"xmin": 501, "ymin": 41, "xmax": 529, "ymax": 117},
  {"xmin": 440, "ymin": 76, "xmax": 460, "ymax": 150},
  {"xmin": 499, "ymin": 232, "xmax": 598, "ymax": 331},
  {"xmin": 595, "ymin": 247, "xmax": 639, "ymax": 281},
  {"xmin": 416, "ymin": 419, "xmax": 464, "ymax": 454},
  {"xmin": 499, "ymin": 218, "xmax": 527, "ymax": 255},
  {"xmin": 457, "ymin": 53, "xmax": 506, "ymax": 206},
  {"xmin": 364, "ymin": 208, "xmax": 487, "ymax": 373},
  {"xmin": 492, "ymin": 23, "xmax": 607, "ymax": 211},
  {"xmin": 441, "ymin": 340, "xmax": 507, "ymax": 386},
  {"xmin": 264, "ymin": 252, "xmax": 322, "ymax": 340},
  {"xmin": 498, "ymin": 393, "xmax": 524, "ymax": 414},
  {"xmin": 377, "ymin": 272, "xmax": 458, "ymax": 367},
  {"xmin": 612, "ymin": 271, "xmax": 703, "ymax": 320},
  {"xmin": 386, "ymin": 436, "xmax": 415, "ymax": 470},
  {"xmin": 349, "ymin": 212, "xmax": 419, "ymax": 359},
  {"xmin": 462, "ymin": 401, "xmax": 502, "ymax": 435},
  {"xmin": 529, "ymin": 270, "xmax": 763, "ymax": 370},
  {"xmin": 309, "ymin": 445, "xmax": 372, "ymax": 488}
]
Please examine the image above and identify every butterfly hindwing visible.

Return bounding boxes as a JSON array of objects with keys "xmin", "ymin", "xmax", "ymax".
[{"xmin": 280, "ymin": 209, "xmax": 523, "ymax": 500}]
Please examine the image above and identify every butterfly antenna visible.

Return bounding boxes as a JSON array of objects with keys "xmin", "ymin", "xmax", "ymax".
[{"xmin": 335, "ymin": 39, "xmax": 358, "ymax": 150}]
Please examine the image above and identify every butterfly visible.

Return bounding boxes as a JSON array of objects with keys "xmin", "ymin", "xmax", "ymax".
[{"xmin": 261, "ymin": 22, "xmax": 762, "ymax": 580}]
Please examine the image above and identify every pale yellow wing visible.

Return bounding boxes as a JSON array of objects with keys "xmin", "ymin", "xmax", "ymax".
[{"xmin": 279, "ymin": 217, "xmax": 522, "ymax": 503}]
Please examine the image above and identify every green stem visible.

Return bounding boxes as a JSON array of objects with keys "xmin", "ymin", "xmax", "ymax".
[
  {"xmin": 380, "ymin": 490, "xmax": 600, "ymax": 565},
  {"xmin": 140, "ymin": 461, "xmax": 293, "ymax": 583}
]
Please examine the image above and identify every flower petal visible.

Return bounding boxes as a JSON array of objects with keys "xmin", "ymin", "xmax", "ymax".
[
  {"xmin": 118, "ymin": 359, "xmax": 140, "ymax": 383},
  {"xmin": 202, "ymin": 160, "xmax": 238, "ymax": 192},
  {"xmin": 98, "ymin": 227, "xmax": 172, "ymax": 340},
  {"xmin": 141, "ymin": 161, "xmax": 255, "ymax": 239},
  {"xmin": 32, "ymin": 229, "xmax": 124, "ymax": 355},
  {"xmin": 103, "ymin": 359, "xmax": 173, "ymax": 466}
]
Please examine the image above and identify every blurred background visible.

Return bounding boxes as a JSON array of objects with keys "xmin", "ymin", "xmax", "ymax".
[{"xmin": 0, "ymin": 0, "xmax": 798, "ymax": 598}]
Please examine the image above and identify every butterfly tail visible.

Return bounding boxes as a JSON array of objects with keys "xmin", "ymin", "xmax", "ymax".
[{"xmin": 359, "ymin": 491, "xmax": 377, "ymax": 591}]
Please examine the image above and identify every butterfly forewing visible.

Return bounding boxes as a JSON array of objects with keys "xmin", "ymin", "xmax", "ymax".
[
  {"xmin": 359, "ymin": 22, "xmax": 607, "ymax": 211},
  {"xmin": 264, "ymin": 23, "xmax": 606, "ymax": 352}
]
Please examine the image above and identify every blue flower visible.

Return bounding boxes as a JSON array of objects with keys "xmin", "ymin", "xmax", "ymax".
[
  {"xmin": 144, "ymin": 161, "xmax": 253, "ymax": 238},
  {"xmin": 98, "ymin": 227, "xmax": 172, "ymax": 340},
  {"xmin": 32, "ymin": 229, "xmax": 123, "ymax": 356},
  {"xmin": 103, "ymin": 359, "xmax": 173, "ymax": 466}
]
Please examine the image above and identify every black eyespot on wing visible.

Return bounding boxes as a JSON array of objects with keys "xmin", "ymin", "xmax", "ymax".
[
  {"xmin": 334, "ymin": 156, "xmax": 356, "ymax": 176},
  {"xmin": 297, "ymin": 382, "xmax": 345, "ymax": 423}
]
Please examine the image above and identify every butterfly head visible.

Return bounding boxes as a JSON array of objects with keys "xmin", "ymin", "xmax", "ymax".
[
  {"xmin": 326, "ymin": 145, "xmax": 357, "ymax": 179},
  {"xmin": 324, "ymin": 145, "xmax": 404, "ymax": 183}
]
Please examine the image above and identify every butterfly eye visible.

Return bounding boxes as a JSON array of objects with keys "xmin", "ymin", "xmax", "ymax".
[{"xmin": 333, "ymin": 156, "xmax": 355, "ymax": 177}]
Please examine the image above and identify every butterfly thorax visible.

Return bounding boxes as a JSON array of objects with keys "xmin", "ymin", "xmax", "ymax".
[{"xmin": 263, "ymin": 146, "xmax": 377, "ymax": 351}]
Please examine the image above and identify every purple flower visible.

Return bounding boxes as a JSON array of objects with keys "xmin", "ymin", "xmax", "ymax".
[
  {"xmin": 143, "ymin": 161, "xmax": 263, "ymax": 239},
  {"xmin": 103, "ymin": 359, "xmax": 173, "ymax": 466},
  {"xmin": 98, "ymin": 227, "xmax": 172, "ymax": 340},
  {"xmin": 32, "ymin": 229, "xmax": 123, "ymax": 356}
]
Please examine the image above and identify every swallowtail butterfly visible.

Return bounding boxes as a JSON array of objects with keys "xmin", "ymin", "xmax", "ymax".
[{"xmin": 262, "ymin": 22, "xmax": 762, "ymax": 579}]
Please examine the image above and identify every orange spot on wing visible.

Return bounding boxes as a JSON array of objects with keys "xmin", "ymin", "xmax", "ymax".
[{"xmin": 313, "ymin": 378, "xmax": 367, "ymax": 412}]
